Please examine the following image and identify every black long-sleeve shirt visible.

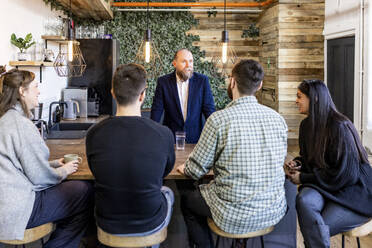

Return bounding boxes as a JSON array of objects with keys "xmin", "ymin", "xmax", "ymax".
[
  {"xmin": 86, "ymin": 116, "xmax": 175, "ymax": 234},
  {"xmin": 296, "ymin": 118, "xmax": 372, "ymax": 216}
]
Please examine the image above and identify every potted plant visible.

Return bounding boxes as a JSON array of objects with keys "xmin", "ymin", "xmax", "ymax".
[{"xmin": 10, "ymin": 33, "xmax": 36, "ymax": 61}]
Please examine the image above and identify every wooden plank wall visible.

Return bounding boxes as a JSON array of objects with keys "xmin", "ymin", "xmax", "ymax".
[
  {"xmin": 257, "ymin": 0, "xmax": 324, "ymax": 146},
  {"xmin": 258, "ymin": 3, "xmax": 279, "ymax": 110},
  {"xmin": 277, "ymin": 0, "xmax": 324, "ymax": 142},
  {"xmin": 188, "ymin": 0, "xmax": 261, "ymax": 78},
  {"xmin": 188, "ymin": 0, "xmax": 324, "ymax": 148}
]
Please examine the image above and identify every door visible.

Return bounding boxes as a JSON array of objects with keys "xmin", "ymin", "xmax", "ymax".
[{"xmin": 327, "ymin": 36, "xmax": 355, "ymax": 122}]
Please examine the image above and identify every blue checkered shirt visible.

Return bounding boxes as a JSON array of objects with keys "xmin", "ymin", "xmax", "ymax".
[{"xmin": 185, "ymin": 96, "xmax": 288, "ymax": 234}]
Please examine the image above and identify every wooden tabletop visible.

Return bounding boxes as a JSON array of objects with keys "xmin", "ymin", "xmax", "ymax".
[
  {"xmin": 47, "ymin": 138, "xmax": 196, "ymax": 180},
  {"xmin": 47, "ymin": 116, "xmax": 298, "ymax": 180}
]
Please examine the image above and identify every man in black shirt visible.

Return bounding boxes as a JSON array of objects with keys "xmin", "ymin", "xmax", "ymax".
[{"xmin": 86, "ymin": 63, "xmax": 175, "ymax": 247}]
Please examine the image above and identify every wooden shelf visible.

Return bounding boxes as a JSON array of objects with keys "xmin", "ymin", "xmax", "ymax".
[
  {"xmin": 9, "ymin": 61, "xmax": 54, "ymax": 83},
  {"xmin": 41, "ymin": 35, "xmax": 67, "ymax": 41},
  {"xmin": 9, "ymin": 61, "xmax": 54, "ymax": 67},
  {"xmin": 41, "ymin": 36, "xmax": 80, "ymax": 46},
  {"xmin": 54, "ymin": 0, "xmax": 113, "ymax": 20}
]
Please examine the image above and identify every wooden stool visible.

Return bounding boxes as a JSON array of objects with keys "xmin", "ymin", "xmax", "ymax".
[
  {"xmin": 97, "ymin": 226, "xmax": 167, "ymax": 248},
  {"xmin": 342, "ymin": 219, "xmax": 372, "ymax": 248},
  {"xmin": 207, "ymin": 218, "xmax": 274, "ymax": 248},
  {"xmin": 0, "ymin": 223, "xmax": 54, "ymax": 248}
]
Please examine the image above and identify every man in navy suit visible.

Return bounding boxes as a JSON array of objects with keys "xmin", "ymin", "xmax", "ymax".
[{"xmin": 151, "ymin": 49, "xmax": 216, "ymax": 143}]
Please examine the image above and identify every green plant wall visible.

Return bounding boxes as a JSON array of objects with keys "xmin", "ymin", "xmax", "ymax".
[{"xmin": 43, "ymin": 0, "xmax": 230, "ymax": 109}]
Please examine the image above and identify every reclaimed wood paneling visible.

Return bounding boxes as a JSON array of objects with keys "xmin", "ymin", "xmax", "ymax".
[
  {"xmin": 256, "ymin": 0, "xmax": 324, "ymax": 142},
  {"xmin": 189, "ymin": 0, "xmax": 324, "ymax": 142},
  {"xmin": 258, "ymin": 3, "xmax": 279, "ymax": 110},
  {"xmin": 190, "ymin": 0, "xmax": 261, "ymax": 77},
  {"xmin": 277, "ymin": 0, "xmax": 324, "ymax": 139}
]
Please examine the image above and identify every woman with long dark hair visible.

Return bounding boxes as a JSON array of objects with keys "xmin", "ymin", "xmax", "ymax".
[
  {"xmin": 285, "ymin": 79, "xmax": 372, "ymax": 247},
  {"xmin": 0, "ymin": 69, "xmax": 93, "ymax": 248}
]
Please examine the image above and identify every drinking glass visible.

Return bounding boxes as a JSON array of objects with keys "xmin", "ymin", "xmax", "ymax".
[{"xmin": 175, "ymin": 131, "xmax": 186, "ymax": 150}]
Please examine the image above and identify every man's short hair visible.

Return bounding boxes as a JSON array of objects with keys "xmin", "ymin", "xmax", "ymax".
[
  {"xmin": 232, "ymin": 59, "xmax": 264, "ymax": 96},
  {"xmin": 112, "ymin": 63, "xmax": 146, "ymax": 106},
  {"xmin": 173, "ymin": 48, "xmax": 192, "ymax": 61}
]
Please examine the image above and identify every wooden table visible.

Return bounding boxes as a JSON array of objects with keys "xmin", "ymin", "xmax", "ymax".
[{"xmin": 47, "ymin": 138, "xmax": 196, "ymax": 180}]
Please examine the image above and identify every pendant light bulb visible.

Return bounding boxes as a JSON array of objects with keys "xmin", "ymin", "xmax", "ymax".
[
  {"xmin": 145, "ymin": 41, "xmax": 151, "ymax": 63},
  {"xmin": 221, "ymin": 30, "xmax": 229, "ymax": 64},
  {"xmin": 222, "ymin": 42, "xmax": 228, "ymax": 64},
  {"xmin": 68, "ymin": 40, "xmax": 74, "ymax": 62},
  {"xmin": 144, "ymin": 29, "xmax": 152, "ymax": 63}
]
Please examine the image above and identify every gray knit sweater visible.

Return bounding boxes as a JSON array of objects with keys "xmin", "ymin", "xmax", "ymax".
[{"xmin": 0, "ymin": 104, "xmax": 67, "ymax": 239}]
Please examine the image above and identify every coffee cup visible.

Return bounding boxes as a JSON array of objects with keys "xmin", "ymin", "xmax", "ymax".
[{"xmin": 64, "ymin": 154, "xmax": 82, "ymax": 164}]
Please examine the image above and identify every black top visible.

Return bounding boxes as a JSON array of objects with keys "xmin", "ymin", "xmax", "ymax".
[
  {"xmin": 86, "ymin": 116, "xmax": 175, "ymax": 234},
  {"xmin": 297, "ymin": 117, "xmax": 372, "ymax": 216}
]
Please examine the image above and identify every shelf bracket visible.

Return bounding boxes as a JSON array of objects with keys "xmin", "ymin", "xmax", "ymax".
[
  {"xmin": 40, "ymin": 65, "xmax": 43, "ymax": 83},
  {"xmin": 15, "ymin": 65, "xmax": 43, "ymax": 83}
]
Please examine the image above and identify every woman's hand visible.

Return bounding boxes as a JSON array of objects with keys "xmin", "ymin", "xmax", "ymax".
[
  {"xmin": 61, "ymin": 160, "xmax": 79, "ymax": 175},
  {"xmin": 56, "ymin": 158, "xmax": 65, "ymax": 167},
  {"xmin": 287, "ymin": 170, "xmax": 301, "ymax": 185},
  {"xmin": 284, "ymin": 160, "xmax": 301, "ymax": 175}
]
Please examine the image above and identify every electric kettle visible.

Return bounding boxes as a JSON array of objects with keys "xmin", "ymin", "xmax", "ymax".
[{"xmin": 63, "ymin": 100, "xmax": 80, "ymax": 120}]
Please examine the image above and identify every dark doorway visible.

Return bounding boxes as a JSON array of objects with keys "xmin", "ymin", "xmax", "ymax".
[{"xmin": 327, "ymin": 36, "xmax": 355, "ymax": 122}]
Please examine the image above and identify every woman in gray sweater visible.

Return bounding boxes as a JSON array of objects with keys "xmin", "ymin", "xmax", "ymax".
[{"xmin": 0, "ymin": 69, "xmax": 93, "ymax": 248}]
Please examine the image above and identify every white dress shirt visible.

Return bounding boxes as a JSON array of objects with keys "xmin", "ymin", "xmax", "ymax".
[{"xmin": 176, "ymin": 75, "xmax": 189, "ymax": 121}]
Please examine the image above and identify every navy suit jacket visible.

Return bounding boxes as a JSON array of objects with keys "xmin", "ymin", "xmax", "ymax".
[{"xmin": 151, "ymin": 71, "xmax": 215, "ymax": 143}]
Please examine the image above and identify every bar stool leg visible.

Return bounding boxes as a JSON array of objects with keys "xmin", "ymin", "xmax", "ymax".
[
  {"xmin": 342, "ymin": 235, "xmax": 345, "ymax": 248},
  {"xmin": 22, "ymin": 245, "xmax": 26, "ymax": 248},
  {"xmin": 260, "ymin": 236, "xmax": 265, "ymax": 248},
  {"xmin": 230, "ymin": 238, "xmax": 234, "ymax": 248},
  {"xmin": 41, "ymin": 237, "xmax": 45, "ymax": 247},
  {"xmin": 215, "ymin": 235, "xmax": 220, "ymax": 248},
  {"xmin": 357, "ymin": 237, "xmax": 361, "ymax": 248}
]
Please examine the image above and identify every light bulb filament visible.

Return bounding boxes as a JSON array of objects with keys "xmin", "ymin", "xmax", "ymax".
[
  {"xmin": 68, "ymin": 41, "xmax": 73, "ymax": 62},
  {"xmin": 222, "ymin": 42, "xmax": 228, "ymax": 64},
  {"xmin": 145, "ymin": 41, "xmax": 151, "ymax": 63}
]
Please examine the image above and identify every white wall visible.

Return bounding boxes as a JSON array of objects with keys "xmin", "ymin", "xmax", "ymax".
[
  {"xmin": 364, "ymin": 0, "xmax": 372, "ymax": 153},
  {"xmin": 0, "ymin": 0, "xmax": 67, "ymax": 119},
  {"xmin": 324, "ymin": 0, "xmax": 372, "ymax": 152}
]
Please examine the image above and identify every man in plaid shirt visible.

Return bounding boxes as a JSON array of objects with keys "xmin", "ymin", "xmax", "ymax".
[{"xmin": 178, "ymin": 59, "xmax": 288, "ymax": 248}]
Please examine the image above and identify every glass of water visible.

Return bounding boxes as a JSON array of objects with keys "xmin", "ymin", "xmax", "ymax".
[{"xmin": 175, "ymin": 131, "xmax": 186, "ymax": 150}]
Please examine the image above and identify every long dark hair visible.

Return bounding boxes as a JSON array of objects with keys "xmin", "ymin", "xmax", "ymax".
[
  {"xmin": 0, "ymin": 69, "xmax": 35, "ymax": 118},
  {"xmin": 298, "ymin": 79, "xmax": 368, "ymax": 167}
]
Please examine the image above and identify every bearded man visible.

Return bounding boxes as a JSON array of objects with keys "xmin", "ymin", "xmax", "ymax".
[{"xmin": 151, "ymin": 49, "xmax": 215, "ymax": 144}]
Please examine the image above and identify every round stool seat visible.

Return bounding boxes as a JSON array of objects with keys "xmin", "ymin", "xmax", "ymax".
[
  {"xmin": 343, "ymin": 219, "xmax": 372, "ymax": 237},
  {"xmin": 207, "ymin": 218, "xmax": 274, "ymax": 239},
  {"xmin": 97, "ymin": 226, "xmax": 167, "ymax": 248},
  {"xmin": 0, "ymin": 223, "xmax": 54, "ymax": 245}
]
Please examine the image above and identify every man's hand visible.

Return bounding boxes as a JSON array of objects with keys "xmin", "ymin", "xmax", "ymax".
[{"xmin": 177, "ymin": 163, "xmax": 186, "ymax": 175}]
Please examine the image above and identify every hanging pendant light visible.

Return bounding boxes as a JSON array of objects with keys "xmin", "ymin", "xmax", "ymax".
[
  {"xmin": 54, "ymin": 0, "xmax": 86, "ymax": 77},
  {"xmin": 211, "ymin": 0, "xmax": 238, "ymax": 79},
  {"xmin": 134, "ymin": 0, "xmax": 163, "ymax": 80}
]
